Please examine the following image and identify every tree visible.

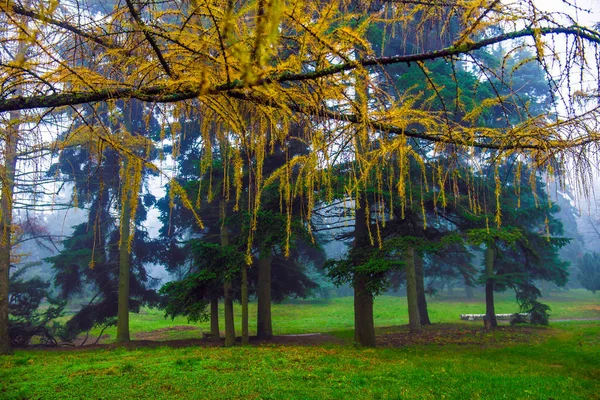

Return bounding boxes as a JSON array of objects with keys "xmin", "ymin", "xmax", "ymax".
[
  {"xmin": 159, "ymin": 241, "xmax": 243, "ymax": 327},
  {"xmin": 8, "ymin": 264, "xmax": 65, "ymax": 347},
  {"xmin": 1, "ymin": 2, "xmax": 61, "ymax": 354},
  {"xmin": 461, "ymin": 161, "xmax": 570, "ymax": 326},
  {"xmin": 1, "ymin": 0, "xmax": 599, "ymax": 353},
  {"xmin": 577, "ymin": 252, "xmax": 600, "ymax": 294},
  {"xmin": 157, "ymin": 127, "xmax": 321, "ymax": 343},
  {"xmin": 45, "ymin": 100, "xmax": 160, "ymax": 342},
  {"xmin": 7, "ymin": 217, "xmax": 65, "ymax": 347}
]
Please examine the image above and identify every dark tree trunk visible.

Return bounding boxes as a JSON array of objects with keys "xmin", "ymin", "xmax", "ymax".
[
  {"xmin": 241, "ymin": 264, "xmax": 249, "ymax": 345},
  {"xmin": 257, "ymin": 255, "xmax": 273, "ymax": 340},
  {"xmin": 0, "ymin": 118, "xmax": 17, "ymax": 355},
  {"xmin": 484, "ymin": 246, "xmax": 498, "ymax": 329},
  {"xmin": 221, "ymin": 200, "xmax": 235, "ymax": 346},
  {"xmin": 354, "ymin": 275, "xmax": 376, "ymax": 346},
  {"xmin": 405, "ymin": 246, "xmax": 422, "ymax": 333},
  {"xmin": 464, "ymin": 273, "xmax": 474, "ymax": 299},
  {"xmin": 414, "ymin": 252, "xmax": 431, "ymax": 325},
  {"xmin": 223, "ymin": 281, "xmax": 235, "ymax": 346},
  {"xmin": 210, "ymin": 297, "xmax": 220, "ymax": 340},
  {"xmin": 0, "ymin": 37, "xmax": 25, "ymax": 354},
  {"xmin": 0, "ymin": 213, "xmax": 11, "ymax": 355},
  {"xmin": 116, "ymin": 164, "xmax": 132, "ymax": 344},
  {"xmin": 353, "ymin": 196, "xmax": 376, "ymax": 346}
]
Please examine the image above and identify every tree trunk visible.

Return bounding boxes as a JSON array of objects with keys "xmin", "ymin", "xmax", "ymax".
[
  {"xmin": 405, "ymin": 246, "xmax": 422, "ymax": 333},
  {"xmin": 414, "ymin": 252, "xmax": 431, "ymax": 325},
  {"xmin": 0, "ymin": 112, "xmax": 19, "ymax": 355},
  {"xmin": 484, "ymin": 246, "xmax": 498, "ymax": 329},
  {"xmin": 353, "ymin": 196, "xmax": 376, "ymax": 346},
  {"xmin": 464, "ymin": 273, "xmax": 474, "ymax": 299},
  {"xmin": 221, "ymin": 200, "xmax": 235, "ymax": 346},
  {"xmin": 223, "ymin": 281, "xmax": 235, "ymax": 346},
  {"xmin": 0, "ymin": 204, "xmax": 12, "ymax": 355},
  {"xmin": 241, "ymin": 264, "xmax": 249, "ymax": 345},
  {"xmin": 210, "ymin": 297, "xmax": 219, "ymax": 340},
  {"xmin": 0, "ymin": 24, "xmax": 27, "ymax": 354},
  {"xmin": 116, "ymin": 172, "xmax": 132, "ymax": 344},
  {"xmin": 354, "ymin": 275, "xmax": 376, "ymax": 346},
  {"xmin": 257, "ymin": 254, "xmax": 273, "ymax": 340}
]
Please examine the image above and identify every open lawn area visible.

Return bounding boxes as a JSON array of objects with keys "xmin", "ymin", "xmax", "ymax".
[
  {"xmin": 1, "ymin": 290, "xmax": 599, "ymax": 399},
  {"xmin": 69, "ymin": 289, "xmax": 600, "ymax": 342}
]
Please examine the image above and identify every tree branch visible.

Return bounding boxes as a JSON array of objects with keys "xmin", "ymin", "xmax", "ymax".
[
  {"xmin": 125, "ymin": 0, "xmax": 175, "ymax": 78},
  {"xmin": 0, "ymin": 25, "xmax": 596, "ymax": 113},
  {"xmin": 6, "ymin": 3, "xmax": 117, "ymax": 49}
]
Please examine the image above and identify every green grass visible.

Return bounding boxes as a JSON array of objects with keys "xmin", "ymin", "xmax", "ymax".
[
  {"xmin": 2, "ymin": 291, "xmax": 598, "ymax": 399},
  {"xmin": 1, "ymin": 322, "xmax": 598, "ymax": 399},
  {"xmin": 79, "ymin": 289, "xmax": 599, "ymax": 342}
]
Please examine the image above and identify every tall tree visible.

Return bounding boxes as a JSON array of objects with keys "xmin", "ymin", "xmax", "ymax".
[
  {"xmin": 46, "ymin": 100, "xmax": 159, "ymax": 341},
  {"xmin": 0, "ymin": 96, "xmax": 19, "ymax": 355},
  {"xmin": 0, "ymin": 4, "xmax": 34, "ymax": 354},
  {"xmin": 156, "ymin": 116, "xmax": 320, "ymax": 344}
]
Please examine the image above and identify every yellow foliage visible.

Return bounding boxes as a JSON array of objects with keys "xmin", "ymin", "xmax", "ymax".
[{"xmin": 0, "ymin": 0, "xmax": 598, "ymax": 257}]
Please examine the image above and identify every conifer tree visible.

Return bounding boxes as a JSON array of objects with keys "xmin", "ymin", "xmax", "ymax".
[{"xmin": 46, "ymin": 101, "xmax": 160, "ymax": 341}]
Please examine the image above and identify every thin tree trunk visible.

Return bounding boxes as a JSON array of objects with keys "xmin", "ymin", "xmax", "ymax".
[
  {"xmin": 405, "ymin": 246, "xmax": 421, "ymax": 333},
  {"xmin": 257, "ymin": 254, "xmax": 272, "ymax": 340},
  {"xmin": 464, "ymin": 274, "xmax": 474, "ymax": 299},
  {"xmin": 0, "ymin": 21, "xmax": 27, "ymax": 354},
  {"xmin": 484, "ymin": 246, "xmax": 497, "ymax": 329},
  {"xmin": 116, "ymin": 169, "xmax": 132, "ymax": 344},
  {"xmin": 210, "ymin": 297, "xmax": 219, "ymax": 340},
  {"xmin": 241, "ymin": 264, "xmax": 249, "ymax": 345},
  {"xmin": 414, "ymin": 252, "xmax": 431, "ymax": 325},
  {"xmin": 221, "ymin": 200, "xmax": 235, "ymax": 346},
  {"xmin": 353, "ymin": 196, "xmax": 376, "ymax": 347},
  {"xmin": 223, "ymin": 281, "xmax": 235, "ymax": 346},
  {"xmin": 116, "ymin": 103, "xmax": 140, "ymax": 344},
  {"xmin": 0, "ymin": 112, "xmax": 18, "ymax": 355}
]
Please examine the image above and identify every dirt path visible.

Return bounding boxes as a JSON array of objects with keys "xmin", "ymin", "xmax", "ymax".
[
  {"xmin": 35, "ymin": 332, "xmax": 344, "ymax": 352},
  {"xmin": 22, "ymin": 318, "xmax": 598, "ymax": 352}
]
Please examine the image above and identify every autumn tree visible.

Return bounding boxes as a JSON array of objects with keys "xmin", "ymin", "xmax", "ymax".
[{"xmin": 1, "ymin": 0, "xmax": 599, "ymax": 353}]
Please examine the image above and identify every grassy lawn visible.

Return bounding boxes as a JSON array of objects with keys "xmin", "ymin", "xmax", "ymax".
[
  {"xmin": 2, "ymin": 290, "xmax": 598, "ymax": 399},
  {"xmin": 74, "ymin": 289, "xmax": 599, "ymax": 342},
  {"xmin": 1, "ymin": 322, "xmax": 598, "ymax": 399}
]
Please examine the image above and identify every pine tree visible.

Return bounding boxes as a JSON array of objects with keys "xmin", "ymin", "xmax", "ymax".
[{"xmin": 46, "ymin": 101, "xmax": 160, "ymax": 341}]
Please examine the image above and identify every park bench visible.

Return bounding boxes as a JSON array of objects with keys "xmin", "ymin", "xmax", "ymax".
[{"xmin": 460, "ymin": 313, "xmax": 531, "ymax": 322}]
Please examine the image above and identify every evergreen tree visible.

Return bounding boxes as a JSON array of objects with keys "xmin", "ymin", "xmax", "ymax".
[
  {"xmin": 46, "ymin": 101, "xmax": 160, "ymax": 341},
  {"xmin": 8, "ymin": 264, "xmax": 65, "ymax": 347},
  {"xmin": 156, "ymin": 117, "xmax": 321, "ymax": 343},
  {"xmin": 577, "ymin": 252, "xmax": 600, "ymax": 294},
  {"xmin": 460, "ymin": 163, "xmax": 569, "ymax": 325}
]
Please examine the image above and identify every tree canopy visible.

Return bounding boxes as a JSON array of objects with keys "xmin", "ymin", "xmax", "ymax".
[{"xmin": 1, "ymin": 1, "xmax": 598, "ymax": 235}]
